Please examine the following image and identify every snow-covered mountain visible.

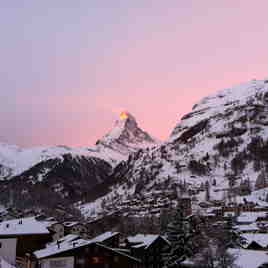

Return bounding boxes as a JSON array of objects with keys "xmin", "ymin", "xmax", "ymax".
[
  {"xmin": 0, "ymin": 112, "xmax": 157, "ymax": 181},
  {"xmin": 3, "ymin": 78, "xmax": 268, "ymax": 221},
  {"xmin": 0, "ymin": 144, "xmax": 116, "ymax": 182},
  {"xmin": 0, "ymin": 143, "xmax": 115, "ymax": 180},
  {"xmin": 80, "ymin": 78, "xmax": 268, "ymax": 219},
  {"xmin": 0, "ymin": 112, "xmax": 158, "ymax": 214},
  {"xmin": 96, "ymin": 111, "xmax": 157, "ymax": 155}
]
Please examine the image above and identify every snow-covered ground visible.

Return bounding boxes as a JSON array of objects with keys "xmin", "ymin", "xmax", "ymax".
[
  {"xmin": 0, "ymin": 257, "xmax": 15, "ymax": 268},
  {"xmin": 230, "ymin": 248, "xmax": 268, "ymax": 268},
  {"xmin": 0, "ymin": 217, "xmax": 55, "ymax": 235}
]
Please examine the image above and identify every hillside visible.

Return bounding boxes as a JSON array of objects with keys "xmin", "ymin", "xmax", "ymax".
[{"xmin": 80, "ymin": 79, "xmax": 268, "ymax": 220}]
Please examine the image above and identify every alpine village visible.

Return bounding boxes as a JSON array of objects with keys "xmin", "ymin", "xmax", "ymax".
[{"xmin": 2, "ymin": 79, "xmax": 268, "ymax": 268}]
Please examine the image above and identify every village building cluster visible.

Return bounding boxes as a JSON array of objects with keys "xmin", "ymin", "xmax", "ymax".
[
  {"xmin": 0, "ymin": 216, "xmax": 170, "ymax": 268},
  {"xmin": 2, "ymin": 190, "xmax": 268, "ymax": 268}
]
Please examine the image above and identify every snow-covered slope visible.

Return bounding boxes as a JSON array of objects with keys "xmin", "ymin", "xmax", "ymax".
[
  {"xmin": 0, "ymin": 143, "xmax": 119, "ymax": 180},
  {"xmin": 170, "ymin": 79, "xmax": 268, "ymax": 141},
  {"xmin": 0, "ymin": 112, "xmax": 157, "ymax": 181},
  {"xmin": 80, "ymin": 78, "xmax": 268, "ymax": 219}
]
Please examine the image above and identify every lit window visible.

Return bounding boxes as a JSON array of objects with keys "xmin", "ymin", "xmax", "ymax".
[{"xmin": 91, "ymin": 257, "xmax": 104, "ymax": 264}]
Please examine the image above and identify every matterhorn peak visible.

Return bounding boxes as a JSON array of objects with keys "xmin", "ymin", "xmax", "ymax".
[
  {"xmin": 96, "ymin": 111, "xmax": 157, "ymax": 155},
  {"xmin": 114, "ymin": 111, "xmax": 138, "ymax": 131}
]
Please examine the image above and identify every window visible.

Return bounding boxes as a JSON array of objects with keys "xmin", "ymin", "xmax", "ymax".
[
  {"xmin": 76, "ymin": 258, "xmax": 85, "ymax": 265},
  {"xmin": 50, "ymin": 260, "xmax": 66, "ymax": 268},
  {"xmin": 90, "ymin": 257, "xmax": 104, "ymax": 264}
]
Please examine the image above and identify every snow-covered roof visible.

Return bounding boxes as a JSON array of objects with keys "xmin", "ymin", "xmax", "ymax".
[
  {"xmin": 0, "ymin": 257, "xmax": 15, "ymax": 268},
  {"xmin": 34, "ymin": 238, "xmax": 91, "ymax": 259},
  {"xmin": 224, "ymin": 211, "xmax": 236, "ymax": 217},
  {"xmin": 242, "ymin": 233, "xmax": 268, "ymax": 248},
  {"xmin": 46, "ymin": 234, "xmax": 79, "ymax": 248},
  {"xmin": 35, "ymin": 232, "xmax": 118, "ymax": 259},
  {"xmin": 91, "ymin": 232, "xmax": 119, "ymax": 243},
  {"xmin": 237, "ymin": 212, "xmax": 267, "ymax": 223},
  {"xmin": 229, "ymin": 248, "xmax": 268, "ymax": 268},
  {"xmin": 95, "ymin": 243, "xmax": 141, "ymax": 263},
  {"xmin": 127, "ymin": 234, "xmax": 164, "ymax": 249},
  {"xmin": 63, "ymin": 222, "xmax": 79, "ymax": 227},
  {"xmin": 235, "ymin": 223, "xmax": 259, "ymax": 232},
  {"xmin": 206, "ymin": 207, "xmax": 221, "ymax": 214},
  {"xmin": 34, "ymin": 234, "xmax": 139, "ymax": 262},
  {"xmin": 0, "ymin": 217, "xmax": 51, "ymax": 236}
]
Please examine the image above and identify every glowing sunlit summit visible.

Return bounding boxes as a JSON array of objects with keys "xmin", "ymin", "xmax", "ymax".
[
  {"xmin": 96, "ymin": 111, "xmax": 158, "ymax": 155},
  {"xmin": 119, "ymin": 111, "xmax": 128, "ymax": 120}
]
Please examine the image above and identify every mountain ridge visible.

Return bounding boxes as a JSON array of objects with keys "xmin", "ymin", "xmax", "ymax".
[
  {"xmin": 0, "ymin": 112, "xmax": 157, "ymax": 181},
  {"xmin": 0, "ymin": 112, "xmax": 158, "ymax": 217},
  {"xmin": 80, "ymin": 78, "xmax": 268, "ymax": 220},
  {"xmin": 2, "ymin": 78, "xmax": 268, "ymax": 222}
]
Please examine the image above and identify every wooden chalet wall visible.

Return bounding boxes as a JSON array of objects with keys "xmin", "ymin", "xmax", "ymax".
[
  {"xmin": 16, "ymin": 234, "xmax": 52, "ymax": 257},
  {"xmin": 37, "ymin": 243, "xmax": 142, "ymax": 268},
  {"xmin": 0, "ymin": 233, "xmax": 52, "ymax": 258}
]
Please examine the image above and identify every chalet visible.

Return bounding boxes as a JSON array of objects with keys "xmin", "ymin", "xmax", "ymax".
[
  {"xmin": 242, "ymin": 233, "xmax": 268, "ymax": 250},
  {"xmin": 0, "ymin": 217, "xmax": 53, "ymax": 266},
  {"xmin": 236, "ymin": 223, "xmax": 260, "ymax": 233},
  {"xmin": 47, "ymin": 223, "xmax": 65, "ymax": 241},
  {"xmin": 236, "ymin": 212, "xmax": 267, "ymax": 225},
  {"xmin": 221, "ymin": 202, "xmax": 268, "ymax": 215},
  {"xmin": 256, "ymin": 213, "xmax": 268, "ymax": 222},
  {"xmin": 63, "ymin": 222, "xmax": 87, "ymax": 238},
  {"xmin": 91, "ymin": 232, "xmax": 120, "ymax": 248},
  {"xmin": 34, "ymin": 235, "xmax": 141, "ymax": 268},
  {"xmin": 256, "ymin": 222, "xmax": 268, "ymax": 233},
  {"xmin": 198, "ymin": 202, "xmax": 211, "ymax": 209},
  {"xmin": 214, "ymin": 208, "xmax": 224, "ymax": 218},
  {"xmin": 223, "ymin": 211, "xmax": 236, "ymax": 220},
  {"xmin": 126, "ymin": 234, "xmax": 170, "ymax": 268}
]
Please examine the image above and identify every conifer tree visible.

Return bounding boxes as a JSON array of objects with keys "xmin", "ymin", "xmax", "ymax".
[
  {"xmin": 222, "ymin": 216, "xmax": 245, "ymax": 249},
  {"xmin": 162, "ymin": 206, "xmax": 193, "ymax": 267}
]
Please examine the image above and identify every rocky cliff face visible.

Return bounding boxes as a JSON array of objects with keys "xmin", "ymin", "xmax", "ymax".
[{"xmin": 80, "ymin": 79, "xmax": 268, "ymax": 220}]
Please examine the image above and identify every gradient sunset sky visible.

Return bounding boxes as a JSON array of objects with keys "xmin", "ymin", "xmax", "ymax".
[{"xmin": 1, "ymin": 1, "xmax": 268, "ymax": 147}]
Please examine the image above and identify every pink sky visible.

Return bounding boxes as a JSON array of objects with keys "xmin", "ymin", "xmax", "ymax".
[{"xmin": 1, "ymin": 1, "xmax": 268, "ymax": 147}]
